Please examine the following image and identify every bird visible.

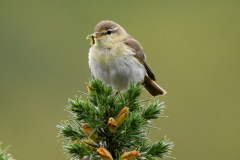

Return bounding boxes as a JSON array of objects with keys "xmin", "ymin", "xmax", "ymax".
[{"xmin": 87, "ymin": 20, "xmax": 166, "ymax": 96}]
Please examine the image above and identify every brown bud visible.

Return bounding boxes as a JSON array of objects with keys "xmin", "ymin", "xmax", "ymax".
[
  {"xmin": 87, "ymin": 84, "xmax": 93, "ymax": 93},
  {"xmin": 108, "ymin": 117, "xmax": 118, "ymax": 133},
  {"xmin": 72, "ymin": 139, "xmax": 97, "ymax": 150},
  {"xmin": 121, "ymin": 150, "xmax": 140, "ymax": 160},
  {"xmin": 96, "ymin": 147, "xmax": 113, "ymax": 160},
  {"xmin": 82, "ymin": 124, "xmax": 98, "ymax": 143},
  {"xmin": 116, "ymin": 107, "xmax": 129, "ymax": 126},
  {"xmin": 82, "ymin": 139, "xmax": 97, "ymax": 150}
]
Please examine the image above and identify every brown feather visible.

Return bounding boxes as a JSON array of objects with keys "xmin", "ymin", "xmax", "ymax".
[
  {"xmin": 143, "ymin": 75, "xmax": 167, "ymax": 96},
  {"xmin": 143, "ymin": 61, "xmax": 156, "ymax": 81},
  {"xmin": 124, "ymin": 38, "xmax": 156, "ymax": 80}
]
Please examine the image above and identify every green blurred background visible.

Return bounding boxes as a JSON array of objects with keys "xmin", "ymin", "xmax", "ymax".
[{"xmin": 0, "ymin": 1, "xmax": 239, "ymax": 160}]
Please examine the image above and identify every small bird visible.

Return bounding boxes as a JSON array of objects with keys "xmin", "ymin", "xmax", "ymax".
[{"xmin": 87, "ymin": 20, "xmax": 166, "ymax": 96}]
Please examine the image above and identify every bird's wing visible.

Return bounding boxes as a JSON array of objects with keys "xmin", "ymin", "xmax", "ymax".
[{"xmin": 124, "ymin": 37, "xmax": 156, "ymax": 81}]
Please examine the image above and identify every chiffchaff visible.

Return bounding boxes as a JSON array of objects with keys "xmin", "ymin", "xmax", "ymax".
[{"xmin": 87, "ymin": 20, "xmax": 166, "ymax": 96}]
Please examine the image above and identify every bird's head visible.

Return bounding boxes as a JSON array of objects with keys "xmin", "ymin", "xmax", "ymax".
[{"xmin": 87, "ymin": 20, "xmax": 128, "ymax": 47}]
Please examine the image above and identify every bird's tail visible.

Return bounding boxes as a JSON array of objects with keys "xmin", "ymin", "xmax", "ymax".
[{"xmin": 143, "ymin": 75, "xmax": 167, "ymax": 96}]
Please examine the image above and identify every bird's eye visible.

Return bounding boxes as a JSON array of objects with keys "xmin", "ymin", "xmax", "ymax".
[{"xmin": 106, "ymin": 30, "xmax": 112, "ymax": 35}]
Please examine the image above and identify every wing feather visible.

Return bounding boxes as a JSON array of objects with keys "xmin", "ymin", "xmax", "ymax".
[{"xmin": 124, "ymin": 37, "xmax": 156, "ymax": 81}]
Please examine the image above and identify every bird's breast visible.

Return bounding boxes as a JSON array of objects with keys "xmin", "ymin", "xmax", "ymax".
[{"xmin": 88, "ymin": 44, "xmax": 146, "ymax": 90}]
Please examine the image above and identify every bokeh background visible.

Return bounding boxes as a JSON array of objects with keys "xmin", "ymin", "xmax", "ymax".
[{"xmin": 0, "ymin": 1, "xmax": 240, "ymax": 160}]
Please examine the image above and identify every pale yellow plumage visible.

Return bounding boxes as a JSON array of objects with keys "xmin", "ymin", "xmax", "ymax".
[{"xmin": 87, "ymin": 20, "xmax": 166, "ymax": 96}]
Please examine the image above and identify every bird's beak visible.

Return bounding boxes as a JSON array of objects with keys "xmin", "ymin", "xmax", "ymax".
[
  {"xmin": 86, "ymin": 32, "xmax": 103, "ymax": 45},
  {"xmin": 86, "ymin": 32, "xmax": 102, "ymax": 40}
]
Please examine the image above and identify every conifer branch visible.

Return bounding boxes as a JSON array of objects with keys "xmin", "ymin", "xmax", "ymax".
[
  {"xmin": 57, "ymin": 77, "xmax": 173, "ymax": 160},
  {"xmin": 0, "ymin": 143, "xmax": 15, "ymax": 160}
]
